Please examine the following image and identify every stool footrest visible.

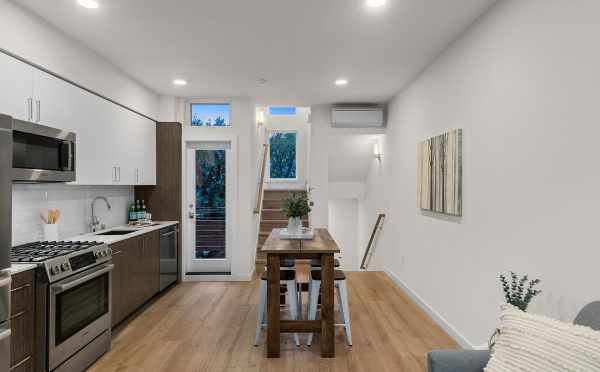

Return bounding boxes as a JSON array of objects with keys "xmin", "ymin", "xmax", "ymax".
[{"xmin": 281, "ymin": 320, "xmax": 322, "ymax": 333}]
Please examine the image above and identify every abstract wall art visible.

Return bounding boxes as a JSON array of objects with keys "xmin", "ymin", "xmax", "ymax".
[{"xmin": 417, "ymin": 129, "xmax": 463, "ymax": 216}]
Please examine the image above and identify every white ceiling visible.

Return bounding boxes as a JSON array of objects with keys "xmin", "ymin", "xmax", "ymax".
[
  {"xmin": 15, "ymin": 0, "xmax": 496, "ymax": 105},
  {"xmin": 328, "ymin": 134, "xmax": 382, "ymax": 182}
]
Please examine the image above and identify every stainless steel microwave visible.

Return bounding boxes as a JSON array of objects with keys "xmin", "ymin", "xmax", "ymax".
[{"xmin": 8, "ymin": 116, "xmax": 76, "ymax": 182}]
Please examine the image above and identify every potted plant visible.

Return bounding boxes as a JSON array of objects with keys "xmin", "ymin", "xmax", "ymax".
[
  {"xmin": 489, "ymin": 271, "xmax": 542, "ymax": 348},
  {"xmin": 281, "ymin": 192, "xmax": 312, "ymax": 234}
]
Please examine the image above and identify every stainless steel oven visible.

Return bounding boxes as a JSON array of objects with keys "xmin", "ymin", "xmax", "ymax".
[
  {"xmin": 10, "ymin": 116, "xmax": 76, "ymax": 182},
  {"xmin": 48, "ymin": 263, "xmax": 113, "ymax": 371}
]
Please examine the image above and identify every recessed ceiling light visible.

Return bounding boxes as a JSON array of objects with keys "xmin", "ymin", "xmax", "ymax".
[
  {"xmin": 335, "ymin": 78, "xmax": 349, "ymax": 86},
  {"xmin": 172, "ymin": 79, "xmax": 187, "ymax": 86},
  {"xmin": 77, "ymin": 0, "xmax": 99, "ymax": 9},
  {"xmin": 366, "ymin": 0, "xmax": 386, "ymax": 8}
]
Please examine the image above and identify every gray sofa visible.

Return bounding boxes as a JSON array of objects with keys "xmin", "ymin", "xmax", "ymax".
[{"xmin": 427, "ymin": 301, "xmax": 600, "ymax": 372}]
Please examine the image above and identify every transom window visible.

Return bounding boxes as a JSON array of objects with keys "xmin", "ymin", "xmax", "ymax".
[
  {"xmin": 191, "ymin": 103, "xmax": 231, "ymax": 127},
  {"xmin": 269, "ymin": 106, "xmax": 297, "ymax": 116},
  {"xmin": 269, "ymin": 131, "xmax": 297, "ymax": 180}
]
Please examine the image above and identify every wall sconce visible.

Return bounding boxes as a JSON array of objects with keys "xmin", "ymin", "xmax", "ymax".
[
  {"xmin": 257, "ymin": 110, "xmax": 265, "ymax": 127},
  {"xmin": 373, "ymin": 142, "xmax": 382, "ymax": 160}
]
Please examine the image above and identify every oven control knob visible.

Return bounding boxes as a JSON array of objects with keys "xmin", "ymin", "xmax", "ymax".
[
  {"xmin": 61, "ymin": 263, "xmax": 69, "ymax": 271},
  {"xmin": 51, "ymin": 266, "xmax": 60, "ymax": 275},
  {"xmin": 100, "ymin": 250, "xmax": 107, "ymax": 257},
  {"xmin": 94, "ymin": 251, "xmax": 100, "ymax": 258}
]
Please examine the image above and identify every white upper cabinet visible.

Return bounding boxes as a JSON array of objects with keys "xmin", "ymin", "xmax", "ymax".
[
  {"xmin": 0, "ymin": 53, "xmax": 34, "ymax": 121},
  {"xmin": 0, "ymin": 52, "xmax": 156, "ymax": 186}
]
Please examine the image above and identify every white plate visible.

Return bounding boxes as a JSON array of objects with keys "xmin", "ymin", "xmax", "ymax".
[{"xmin": 279, "ymin": 228, "xmax": 314, "ymax": 240}]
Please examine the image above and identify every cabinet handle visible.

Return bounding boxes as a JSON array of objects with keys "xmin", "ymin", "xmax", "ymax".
[
  {"xmin": 10, "ymin": 355, "xmax": 31, "ymax": 371},
  {"xmin": 112, "ymin": 167, "xmax": 116, "ymax": 182},
  {"xmin": 36, "ymin": 100, "xmax": 41, "ymax": 122},
  {"xmin": 27, "ymin": 98, "xmax": 33, "ymax": 121},
  {"xmin": 118, "ymin": 167, "xmax": 121, "ymax": 182},
  {"xmin": 9, "ymin": 310, "xmax": 26, "ymax": 321},
  {"xmin": 10, "ymin": 356, "xmax": 31, "ymax": 371},
  {"xmin": 112, "ymin": 250, "xmax": 123, "ymax": 256},
  {"xmin": 10, "ymin": 283, "xmax": 31, "ymax": 293}
]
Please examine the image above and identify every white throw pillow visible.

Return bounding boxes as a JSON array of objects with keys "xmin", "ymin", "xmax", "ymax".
[{"xmin": 485, "ymin": 304, "xmax": 600, "ymax": 372}]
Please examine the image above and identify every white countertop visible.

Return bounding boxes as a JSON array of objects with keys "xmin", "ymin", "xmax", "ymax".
[
  {"xmin": 66, "ymin": 221, "xmax": 179, "ymax": 245},
  {"xmin": 10, "ymin": 263, "xmax": 37, "ymax": 275},
  {"xmin": 8, "ymin": 221, "xmax": 179, "ymax": 275}
]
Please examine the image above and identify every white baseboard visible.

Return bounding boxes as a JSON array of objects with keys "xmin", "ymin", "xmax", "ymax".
[
  {"xmin": 383, "ymin": 268, "xmax": 474, "ymax": 349},
  {"xmin": 183, "ymin": 272, "xmax": 253, "ymax": 282}
]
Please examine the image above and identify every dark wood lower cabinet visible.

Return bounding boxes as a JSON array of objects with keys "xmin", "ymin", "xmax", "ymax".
[
  {"xmin": 110, "ymin": 231, "xmax": 160, "ymax": 328},
  {"xmin": 110, "ymin": 245, "xmax": 126, "ymax": 328},
  {"xmin": 10, "ymin": 270, "xmax": 35, "ymax": 372}
]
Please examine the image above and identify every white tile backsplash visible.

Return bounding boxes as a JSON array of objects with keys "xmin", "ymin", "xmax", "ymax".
[{"xmin": 12, "ymin": 184, "xmax": 133, "ymax": 245}]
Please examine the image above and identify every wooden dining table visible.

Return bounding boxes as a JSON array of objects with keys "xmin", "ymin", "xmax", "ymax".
[{"xmin": 261, "ymin": 228, "xmax": 340, "ymax": 358}]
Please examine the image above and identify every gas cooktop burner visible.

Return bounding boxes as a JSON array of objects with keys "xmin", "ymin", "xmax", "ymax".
[
  {"xmin": 11, "ymin": 240, "xmax": 112, "ymax": 283},
  {"xmin": 11, "ymin": 241, "xmax": 104, "ymax": 263}
]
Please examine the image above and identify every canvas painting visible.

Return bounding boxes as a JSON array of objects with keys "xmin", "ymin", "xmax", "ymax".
[{"xmin": 417, "ymin": 129, "xmax": 463, "ymax": 216}]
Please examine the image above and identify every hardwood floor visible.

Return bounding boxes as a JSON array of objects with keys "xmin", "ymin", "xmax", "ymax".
[{"xmin": 89, "ymin": 268, "xmax": 458, "ymax": 372}]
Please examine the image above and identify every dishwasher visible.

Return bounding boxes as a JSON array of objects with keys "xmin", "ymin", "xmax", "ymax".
[{"xmin": 159, "ymin": 225, "xmax": 178, "ymax": 291}]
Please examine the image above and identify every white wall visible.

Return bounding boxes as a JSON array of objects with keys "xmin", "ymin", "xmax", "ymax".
[
  {"xmin": 263, "ymin": 107, "xmax": 310, "ymax": 190},
  {"xmin": 12, "ymin": 184, "xmax": 131, "ymax": 245},
  {"xmin": 363, "ymin": 0, "xmax": 600, "ymax": 348},
  {"xmin": 328, "ymin": 199, "xmax": 359, "ymax": 271},
  {"xmin": 181, "ymin": 97, "xmax": 258, "ymax": 280},
  {"xmin": 0, "ymin": 1, "xmax": 159, "ymax": 118},
  {"xmin": 308, "ymin": 104, "xmax": 331, "ymax": 228},
  {"xmin": 329, "ymin": 182, "xmax": 366, "ymax": 200}
]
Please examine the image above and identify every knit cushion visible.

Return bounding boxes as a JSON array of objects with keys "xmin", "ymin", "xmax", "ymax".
[{"xmin": 485, "ymin": 304, "xmax": 600, "ymax": 372}]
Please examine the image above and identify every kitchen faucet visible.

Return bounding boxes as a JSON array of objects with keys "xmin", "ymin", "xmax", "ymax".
[{"xmin": 91, "ymin": 196, "xmax": 112, "ymax": 232}]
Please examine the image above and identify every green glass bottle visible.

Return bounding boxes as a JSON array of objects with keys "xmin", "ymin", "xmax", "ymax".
[{"xmin": 128, "ymin": 203, "xmax": 136, "ymax": 223}]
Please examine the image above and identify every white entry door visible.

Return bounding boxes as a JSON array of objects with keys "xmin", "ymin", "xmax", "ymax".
[{"xmin": 185, "ymin": 142, "xmax": 232, "ymax": 273}]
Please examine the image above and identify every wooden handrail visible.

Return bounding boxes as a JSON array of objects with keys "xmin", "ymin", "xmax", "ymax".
[
  {"xmin": 254, "ymin": 144, "xmax": 269, "ymax": 214},
  {"xmin": 360, "ymin": 213, "xmax": 386, "ymax": 270}
]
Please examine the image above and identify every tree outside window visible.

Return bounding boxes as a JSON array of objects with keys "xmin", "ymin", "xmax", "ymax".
[
  {"xmin": 191, "ymin": 103, "xmax": 230, "ymax": 127},
  {"xmin": 269, "ymin": 132, "xmax": 297, "ymax": 179}
]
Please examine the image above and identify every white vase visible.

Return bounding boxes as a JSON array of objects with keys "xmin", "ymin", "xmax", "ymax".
[
  {"xmin": 43, "ymin": 224, "xmax": 59, "ymax": 241},
  {"xmin": 287, "ymin": 217, "xmax": 302, "ymax": 234}
]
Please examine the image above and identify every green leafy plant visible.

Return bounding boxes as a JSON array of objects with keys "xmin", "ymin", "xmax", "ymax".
[
  {"xmin": 499, "ymin": 271, "xmax": 542, "ymax": 311},
  {"xmin": 281, "ymin": 192, "xmax": 312, "ymax": 218}
]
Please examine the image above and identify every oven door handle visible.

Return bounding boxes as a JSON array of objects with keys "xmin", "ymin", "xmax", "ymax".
[
  {"xmin": 160, "ymin": 230, "xmax": 177, "ymax": 238},
  {"xmin": 53, "ymin": 264, "xmax": 114, "ymax": 293}
]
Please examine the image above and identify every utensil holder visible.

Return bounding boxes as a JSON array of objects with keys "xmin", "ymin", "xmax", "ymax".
[{"xmin": 43, "ymin": 224, "xmax": 59, "ymax": 242}]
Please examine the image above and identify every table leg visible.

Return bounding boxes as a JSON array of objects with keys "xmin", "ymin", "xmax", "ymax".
[
  {"xmin": 266, "ymin": 254, "xmax": 281, "ymax": 357},
  {"xmin": 320, "ymin": 253, "xmax": 335, "ymax": 357}
]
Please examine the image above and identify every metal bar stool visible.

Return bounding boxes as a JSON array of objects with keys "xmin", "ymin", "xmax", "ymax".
[
  {"xmin": 254, "ymin": 269, "xmax": 300, "ymax": 347},
  {"xmin": 307, "ymin": 267, "xmax": 352, "ymax": 346}
]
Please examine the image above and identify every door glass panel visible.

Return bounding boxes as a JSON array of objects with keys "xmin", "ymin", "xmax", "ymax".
[
  {"xmin": 55, "ymin": 273, "xmax": 109, "ymax": 345},
  {"xmin": 269, "ymin": 132, "xmax": 297, "ymax": 179},
  {"xmin": 195, "ymin": 149, "xmax": 226, "ymax": 259}
]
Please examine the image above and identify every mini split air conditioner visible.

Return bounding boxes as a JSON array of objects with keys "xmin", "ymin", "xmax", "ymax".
[{"xmin": 331, "ymin": 106, "xmax": 385, "ymax": 128}]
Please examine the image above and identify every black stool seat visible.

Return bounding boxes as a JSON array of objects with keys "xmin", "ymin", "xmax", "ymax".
[
  {"xmin": 261, "ymin": 270, "xmax": 296, "ymax": 281},
  {"xmin": 310, "ymin": 269, "xmax": 346, "ymax": 281},
  {"xmin": 310, "ymin": 258, "xmax": 341, "ymax": 268},
  {"xmin": 281, "ymin": 258, "xmax": 295, "ymax": 268}
]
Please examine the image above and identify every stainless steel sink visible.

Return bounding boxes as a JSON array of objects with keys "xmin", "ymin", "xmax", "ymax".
[{"xmin": 95, "ymin": 229, "xmax": 137, "ymax": 236}]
